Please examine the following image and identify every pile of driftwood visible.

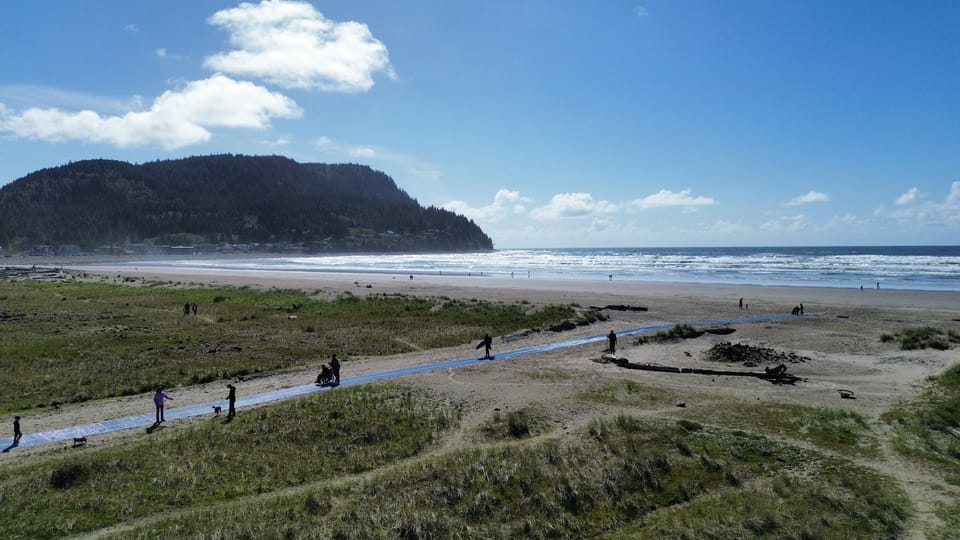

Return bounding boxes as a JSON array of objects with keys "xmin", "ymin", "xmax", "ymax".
[
  {"xmin": 703, "ymin": 341, "xmax": 810, "ymax": 367},
  {"xmin": 608, "ymin": 356, "xmax": 805, "ymax": 385}
]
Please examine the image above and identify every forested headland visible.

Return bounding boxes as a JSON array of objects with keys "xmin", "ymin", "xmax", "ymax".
[{"xmin": 0, "ymin": 155, "xmax": 493, "ymax": 255}]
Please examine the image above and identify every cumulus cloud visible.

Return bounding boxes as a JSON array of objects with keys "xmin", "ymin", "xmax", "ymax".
[
  {"xmin": 628, "ymin": 188, "xmax": 715, "ymax": 210},
  {"xmin": 879, "ymin": 181, "xmax": 960, "ymax": 227},
  {"xmin": 205, "ymin": 0, "xmax": 395, "ymax": 92},
  {"xmin": 0, "ymin": 75, "xmax": 302, "ymax": 149},
  {"xmin": 895, "ymin": 187, "xmax": 919, "ymax": 205},
  {"xmin": 784, "ymin": 190, "xmax": 829, "ymax": 206},
  {"xmin": 443, "ymin": 189, "xmax": 534, "ymax": 223},
  {"xmin": 948, "ymin": 181, "xmax": 960, "ymax": 203},
  {"xmin": 531, "ymin": 192, "xmax": 619, "ymax": 220}
]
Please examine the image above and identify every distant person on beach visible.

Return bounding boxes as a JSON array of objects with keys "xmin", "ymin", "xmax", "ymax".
[
  {"xmin": 877, "ymin": 282, "xmax": 880, "ymax": 289},
  {"xmin": 154, "ymin": 388, "xmax": 172, "ymax": 423},
  {"xmin": 183, "ymin": 303, "xmax": 190, "ymax": 315},
  {"xmin": 799, "ymin": 303, "xmax": 804, "ymax": 315},
  {"xmin": 476, "ymin": 333, "xmax": 493, "ymax": 359},
  {"xmin": 607, "ymin": 331, "xmax": 617, "ymax": 353},
  {"xmin": 225, "ymin": 384, "xmax": 236, "ymax": 419},
  {"xmin": 13, "ymin": 416, "xmax": 22, "ymax": 446},
  {"xmin": 330, "ymin": 354, "xmax": 341, "ymax": 384},
  {"xmin": 739, "ymin": 297, "xmax": 743, "ymax": 310},
  {"xmin": 191, "ymin": 303, "xmax": 198, "ymax": 315}
]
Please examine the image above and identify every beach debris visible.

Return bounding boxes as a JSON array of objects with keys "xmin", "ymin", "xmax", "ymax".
[
  {"xmin": 675, "ymin": 401, "xmax": 687, "ymax": 408},
  {"xmin": 837, "ymin": 389, "xmax": 856, "ymax": 399},
  {"xmin": 837, "ymin": 315, "xmax": 850, "ymax": 319},
  {"xmin": 703, "ymin": 341, "xmax": 810, "ymax": 366},
  {"xmin": 610, "ymin": 357, "xmax": 805, "ymax": 385},
  {"xmin": 590, "ymin": 304, "xmax": 649, "ymax": 312},
  {"xmin": 704, "ymin": 327, "xmax": 736, "ymax": 335}
]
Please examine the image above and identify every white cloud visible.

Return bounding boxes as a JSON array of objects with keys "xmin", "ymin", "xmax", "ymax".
[
  {"xmin": 205, "ymin": 0, "xmax": 395, "ymax": 92},
  {"xmin": 760, "ymin": 214, "xmax": 806, "ymax": 233},
  {"xmin": 124, "ymin": 23, "xmax": 139, "ymax": 32},
  {"xmin": 628, "ymin": 188, "xmax": 715, "ymax": 210},
  {"xmin": 531, "ymin": 192, "xmax": 619, "ymax": 220},
  {"xmin": 784, "ymin": 190, "xmax": 829, "ymax": 206},
  {"xmin": 948, "ymin": 181, "xmax": 960, "ymax": 203},
  {"xmin": 0, "ymin": 75, "xmax": 302, "ymax": 149},
  {"xmin": 443, "ymin": 189, "xmax": 534, "ymax": 223},
  {"xmin": 895, "ymin": 187, "xmax": 919, "ymax": 205},
  {"xmin": 635, "ymin": 6, "xmax": 649, "ymax": 17},
  {"xmin": 879, "ymin": 181, "xmax": 960, "ymax": 227}
]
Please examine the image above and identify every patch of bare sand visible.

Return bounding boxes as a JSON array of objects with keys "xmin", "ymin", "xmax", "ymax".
[{"xmin": 5, "ymin": 264, "xmax": 960, "ymax": 537}]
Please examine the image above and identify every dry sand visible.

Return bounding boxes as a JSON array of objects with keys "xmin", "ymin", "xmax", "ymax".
[{"xmin": 6, "ymin": 263, "xmax": 960, "ymax": 537}]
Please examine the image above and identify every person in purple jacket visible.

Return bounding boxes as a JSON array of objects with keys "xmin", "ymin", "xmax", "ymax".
[{"xmin": 154, "ymin": 388, "xmax": 173, "ymax": 423}]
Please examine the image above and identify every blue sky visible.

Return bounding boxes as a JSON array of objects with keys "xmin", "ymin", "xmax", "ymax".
[{"xmin": 1, "ymin": 0, "xmax": 958, "ymax": 248}]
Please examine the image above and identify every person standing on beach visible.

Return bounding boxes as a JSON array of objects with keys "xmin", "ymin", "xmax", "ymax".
[
  {"xmin": 739, "ymin": 297, "xmax": 743, "ymax": 310},
  {"xmin": 225, "ymin": 384, "xmax": 237, "ymax": 419},
  {"xmin": 12, "ymin": 416, "xmax": 22, "ymax": 446},
  {"xmin": 476, "ymin": 333, "xmax": 493, "ymax": 359},
  {"xmin": 607, "ymin": 331, "xmax": 618, "ymax": 354},
  {"xmin": 154, "ymin": 388, "xmax": 172, "ymax": 423},
  {"xmin": 330, "ymin": 354, "xmax": 341, "ymax": 384}
]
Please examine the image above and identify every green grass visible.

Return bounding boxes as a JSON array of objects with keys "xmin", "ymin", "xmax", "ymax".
[
  {"xmin": 578, "ymin": 380, "xmax": 681, "ymax": 406},
  {"xmin": 607, "ymin": 467, "xmax": 910, "ymax": 539},
  {"xmin": 0, "ymin": 280, "xmax": 576, "ymax": 412},
  {"xmin": 883, "ymin": 363, "xmax": 960, "ymax": 474},
  {"xmin": 882, "ymin": 326, "xmax": 960, "ymax": 351},
  {"xmin": 102, "ymin": 417, "xmax": 909, "ymax": 539},
  {"xmin": 635, "ymin": 323, "xmax": 703, "ymax": 344},
  {"xmin": 477, "ymin": 406, "xmax": 551, "ymax": 441},
  {"xmin": 688, "ymin": 401, "xmax": 878, "ymax": 455},
  {"xmin": 0, "ymin": 383, "xmax": 460, "ymax": 539},
  {"xmin": 929, "ymin": 499, "xmax": 960, "ymax": 540}
]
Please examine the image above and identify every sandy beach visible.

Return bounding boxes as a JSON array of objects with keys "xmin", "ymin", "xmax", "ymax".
[
  {"xmin": 15, "ymin": 262, "xmax": 957, "ymax": 432},
  {"xmin": 5, "ymin": 262, "xmax": 960, "ymax": 536}
]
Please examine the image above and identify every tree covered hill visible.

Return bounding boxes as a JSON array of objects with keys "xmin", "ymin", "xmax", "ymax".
[{"xmin": 0, "ymin": 155, "xmax": 493, "ymax": 253}]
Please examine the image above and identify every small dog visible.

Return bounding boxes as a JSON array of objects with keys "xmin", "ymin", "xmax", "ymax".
[
  {"xmin": 72, "ymin": 437, "xmax": 87, "ymax": 447},
  {"xmin": 213, "ymin": 406, "xmax": 222, "ymax": 415}
]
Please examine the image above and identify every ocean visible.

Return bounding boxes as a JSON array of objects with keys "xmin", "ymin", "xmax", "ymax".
[{"xmin": 120, "ymin": 246, "xmax": 960, "ymax": 292}]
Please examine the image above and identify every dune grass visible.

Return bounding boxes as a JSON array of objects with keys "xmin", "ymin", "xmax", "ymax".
[
  {"xmin": 101, "ymin": 416, "xmax": 909, "ymax": 539},
  {"xmin": 476, "ymin": 405, "xmax": 551, "ymax": 441},
  {"xmin": 0, "ymin": 280, "xmax": 575, "ymax": 412},
  {"xmin": 880, "ymin": 326, "xmax": 960, "ymax": 351},
  {"xmin": 0, "ymin": 383, "xmax": 460, "ymax": 539},
  {"xmin": 883, "ymin": 362, "xmax": 960, "ymax": 477}
]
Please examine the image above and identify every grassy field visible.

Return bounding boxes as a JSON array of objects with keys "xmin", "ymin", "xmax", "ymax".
[
  {"xmin": 96, "ymin": 415, "xmax": 908, "ymax": 539},
  {"xmin": 0, "ymin": 280, "xmax": 576, "ymax": 412},
  {"xmin": 3, "ymin": 278, "xmax": 956, "ymax": 538}
]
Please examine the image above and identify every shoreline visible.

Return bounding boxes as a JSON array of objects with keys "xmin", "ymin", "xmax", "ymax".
[{"xmin": 52, "ymin": 263, "xmax": 960, "ymax": 312}]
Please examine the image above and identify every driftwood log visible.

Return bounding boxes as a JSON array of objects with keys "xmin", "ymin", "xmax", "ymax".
[
  {"xmin": 610, "ymin": 358, "xmax": 805, "ymax": 385},
  {"xmin": 590, "ymin": 305, "xmax": 649, "ymax": 312}
]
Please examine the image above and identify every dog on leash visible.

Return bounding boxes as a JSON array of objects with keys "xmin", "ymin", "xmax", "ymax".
[{"xmin": 213, "ymin": 406, "xmax": 222, "ymax": 415}]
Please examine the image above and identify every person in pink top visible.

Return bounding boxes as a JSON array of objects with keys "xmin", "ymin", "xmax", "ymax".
[{"xmin": 153, "ymin": 388, "xmax": 173, "ymax": 423}]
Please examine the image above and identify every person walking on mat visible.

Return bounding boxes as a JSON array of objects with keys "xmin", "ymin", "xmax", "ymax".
[
  {"xmin": 225, "ymin": 384, "xmax": 237, "ymax": 420},
  {"xmin": 154, "ymin": 388, "xmax": 173, "ymax": 423},
  {"xmin": 476, "ymin": 333, "xmax": 493, "ymax": 359}
]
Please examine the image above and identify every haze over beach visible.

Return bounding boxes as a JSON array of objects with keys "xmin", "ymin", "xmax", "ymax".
[{"xmin": 1, "ymin": 0, "xmax": 959, "ymax": 248}]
